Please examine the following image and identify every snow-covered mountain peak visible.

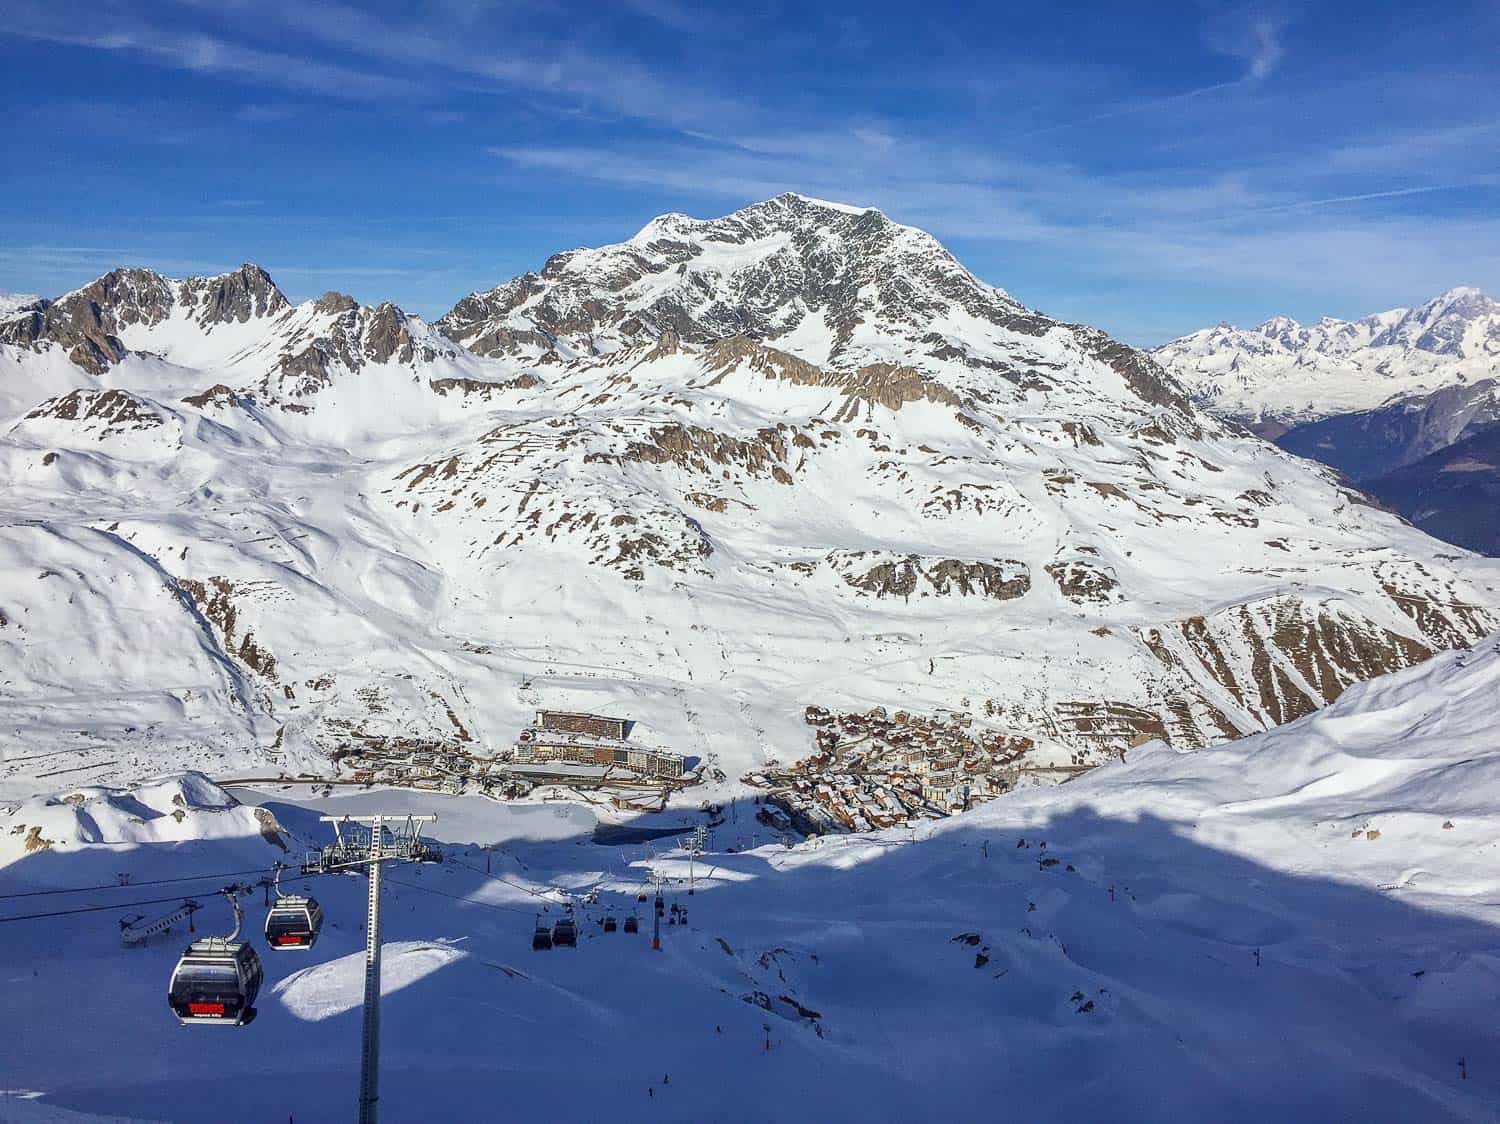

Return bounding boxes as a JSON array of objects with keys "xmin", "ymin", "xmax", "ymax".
[
  {"xmin": 1254, "ymin": 314, "xmax": 1300, "ymax": 336},
  {"xmin": 1155, "ymin": 286, "xmax": 1500, "ymax": 426},
  {"xmin": 180, "ymin": 262, "xmax": 289, "ymax": 325},
  {"xmin": 1423, "ymin": 284, "xmax": 1494, "ymax": 312},
  {"xmin": 440, "ymin": 195, "xmax": 1183, "ymax": 418},
  {"xmin": 0, "ymin": 263, "xmax": 291, "ymax": 376},
  {"xmin": 0, "ymin": 264, "xmax": 506, "ymax": 426},
  {"xmin": 0, "ymin": 291, "xmax": 42, "ymax": 320}
]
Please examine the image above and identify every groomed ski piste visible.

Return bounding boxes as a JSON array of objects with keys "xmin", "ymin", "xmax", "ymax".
[{"xmin": 2, "ymin": 634, "xmax": 1498, "ymax": 1122}]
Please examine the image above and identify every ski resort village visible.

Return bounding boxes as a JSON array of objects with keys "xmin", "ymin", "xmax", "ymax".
[{"xmin": 325, "ymin": 708, "xmax": 689, "ymax": 808}]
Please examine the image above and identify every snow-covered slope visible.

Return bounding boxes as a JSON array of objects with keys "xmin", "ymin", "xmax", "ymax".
[
  {"xmin": 0, "ymin": 291, "xmax": 42, "ymax": 320},
  {"xmin": 1153, "ymin": 287, "xmax": 1500, "ymax": 430},
  {"xmin": 2, "ymin": 198, "xmax": 1499, "ymax": 798},
  {"xmin": 3, "ymin": 634, "xmax": 1498, "ymax": 1121}
]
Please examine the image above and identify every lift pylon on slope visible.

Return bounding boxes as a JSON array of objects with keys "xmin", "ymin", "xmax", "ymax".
[{"xmin": 316, "ymin": 813, "xmax": 438, "ymax": 1124}]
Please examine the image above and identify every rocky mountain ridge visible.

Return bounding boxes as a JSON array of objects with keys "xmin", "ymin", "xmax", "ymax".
[
  {"xmin": 1152, "ymin": 286, "xmax": 1500, "ymax": 432},
  {"xmin": 0, "ymin": 264, "xmax": 467, "ymax": 411},
  {"xmin": 440, "ymin": 192, "xmax": 1190, "ymax": 414}
]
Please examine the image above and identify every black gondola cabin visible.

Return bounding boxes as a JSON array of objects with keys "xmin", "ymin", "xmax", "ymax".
[
  {"xmin": 168, "ymin": 939, "xmax": 263, "ymax": 1026},
  {"xmin": 265, "ymin": 895, "xmax": 324, "ymax": 950}
]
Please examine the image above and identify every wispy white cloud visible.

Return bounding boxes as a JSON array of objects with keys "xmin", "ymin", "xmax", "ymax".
[
  {"xmin": 1200, "ymin": 3, "xmax": 1289, "ymax": 80},
  {"xmin": 1019, "ymin": 4, "xmax": 1290, "ymax": 139},
  {"xmin": 168, "ymin": 0, "xmax": 753, "ymax": 130},
  {"xmin": 616, "ymin": 0, "xmax": 713, "ymax": 32},
  {"xmin": 4, "ymin": 3, "xmax": 423, "ymax": 100},
  {"xmin": 1201, "ymin": 182, "xmax": 1497, "ymax": 222}
]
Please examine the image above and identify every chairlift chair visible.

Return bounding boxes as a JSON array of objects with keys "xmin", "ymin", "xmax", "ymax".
[{"xmin": 167, "ymin": 890, "xmax": 262, "ymax": 1027}]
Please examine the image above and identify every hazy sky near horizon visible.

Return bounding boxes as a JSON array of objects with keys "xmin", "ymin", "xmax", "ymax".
[{"xmin": 2, "ymin": 0, "xmax": 1498, "ymax": 345}]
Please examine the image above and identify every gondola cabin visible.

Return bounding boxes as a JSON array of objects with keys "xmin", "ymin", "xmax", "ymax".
[
  {"xmin": 603, "ymin": 913, "xmax": 618, "ymax": 933},
  {"xmin": 623, "ymin": 915, "xmax": 639, "ymax": 934},
  {"xmin": 552, "ymin": 916, "xmax": 578, "ymax": 947},
  {"xmin": 264, "ymin": 895, "xmax": 324, "ymax": 950},
  {"xmin": 168, "ymin": 939, "xmax": 263, "ymax": 1026},
  {"xmin": 533, "ymin": 919, "xmax": 553, "ymax": 951}
]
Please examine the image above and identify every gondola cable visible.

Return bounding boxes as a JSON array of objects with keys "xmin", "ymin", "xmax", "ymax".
[
  {"xmin": 0, "ymin": 890, "xmax": 251, "ymax": 925},
  {"xmin": 0, "ymin": 864, "xmax": 286, "ymax": 900},
  {"xmin": 0, "ymin": 862, "xmax": 360, "ymax": 925},
  {"xmin": 444, "ymin": 855, "xmax": 574, "ymax": 902},
  {"xmin": 384, "ymin": 875, "xmax": 544, "ymax": 917}
]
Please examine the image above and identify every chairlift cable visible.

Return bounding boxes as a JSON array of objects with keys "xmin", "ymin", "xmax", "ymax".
[
  {"xmin": 444, "ymin": 856, "xmax": 572, "ymax": 901},
  {"xmin": 384, "ymin": 875, "xmax": 544, "ymax": 918},
  {"xmin": 0, "ymin": 865, "xmax": 284, "ymax": 901},
  {"xmin": 0, "ymin": 865, "xmax": 351, "ymax": 925},
  {"xmin": 0, "ymin": 890, "xmax": 246, "ymax": 925}
]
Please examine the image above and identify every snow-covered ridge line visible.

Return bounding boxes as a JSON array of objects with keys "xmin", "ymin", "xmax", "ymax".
[{"xmin": 1153, "ymin": 286, "xmax": 1500, "ymax": 427}]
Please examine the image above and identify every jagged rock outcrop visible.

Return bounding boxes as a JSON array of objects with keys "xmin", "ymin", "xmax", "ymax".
[
  {"xmin": 23, "ymin": 389, "xmax": 164, "ymax": 431},
  {"xmin": 0, "ymin": 265, "xmax": 287, "ymax": 374},
  {"xmin": 265, "ymin": 296, "xmax": 459, "ymax": 399},
  {"xmin": 825, "ymin": 552, "xmax": 1030, "ymax": 600}
]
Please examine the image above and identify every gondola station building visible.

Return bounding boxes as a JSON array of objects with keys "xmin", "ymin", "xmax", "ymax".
[{"xmin": 513, "ymin": 710, "xmax": 686, "ymax": 779}]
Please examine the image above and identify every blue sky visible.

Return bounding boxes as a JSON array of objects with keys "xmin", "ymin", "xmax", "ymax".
[{"xmin": 2, "ymin": 0, "xmax": 1498, "ymax": 345}]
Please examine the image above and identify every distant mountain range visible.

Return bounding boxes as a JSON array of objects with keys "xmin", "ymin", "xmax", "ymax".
[
  {"xmin": 1153, "ymin": 287, "xmax": 1500, "ymax": 433},
  {"xmin": 2, "ymin": 195, "xmax": 1497, "ymax": 796},
  {"xmin": 1154, "ymin": 289, "xmax": 1500, "ymax": 554},
  {"xmin": 0, "ymin": 292, "xmax": 41, "ymax": 320}
]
